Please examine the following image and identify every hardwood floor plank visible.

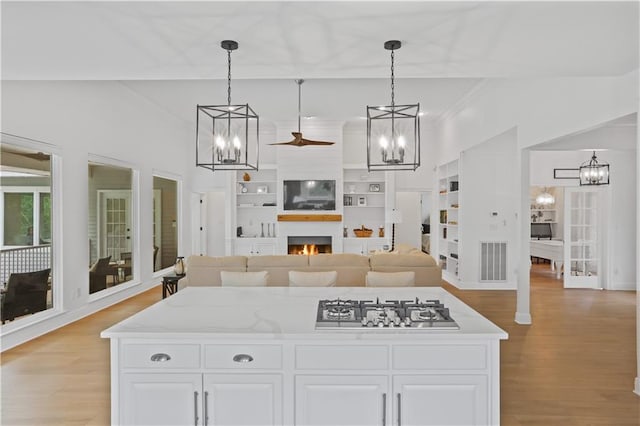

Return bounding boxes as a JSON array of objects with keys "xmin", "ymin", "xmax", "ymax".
[{"xmin": 1, "ymin": 268, "xmax": 638, "ymax": 425}]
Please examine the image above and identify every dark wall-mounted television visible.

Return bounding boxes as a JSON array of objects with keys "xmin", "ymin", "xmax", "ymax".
[
  {"xmin": 283, "ymin": 180, "xmax": 336, "ymax": 211},
  {"xmin": 531, "ymin": 223, "xmax": 552, "ymax": 240}
]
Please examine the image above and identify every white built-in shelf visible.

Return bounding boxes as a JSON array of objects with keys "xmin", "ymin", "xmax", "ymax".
[{"xmin": 237, "ymin": 206, "xmax": 277, "ymax": 209}]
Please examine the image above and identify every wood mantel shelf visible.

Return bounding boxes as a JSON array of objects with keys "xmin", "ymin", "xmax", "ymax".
[{"xmin": 277, "ymin": 214, "xmax": 342, "ymax": 222}]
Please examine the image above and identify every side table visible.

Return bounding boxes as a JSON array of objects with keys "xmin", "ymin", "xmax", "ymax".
[{"xmin": 162, "ymin": 274, "xmax": 185, "ymax": 299}]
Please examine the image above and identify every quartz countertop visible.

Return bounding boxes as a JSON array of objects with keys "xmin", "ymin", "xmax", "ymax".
[{"xmin": 101, "ymin": 287, "xmax": 508, "ymax": 341}]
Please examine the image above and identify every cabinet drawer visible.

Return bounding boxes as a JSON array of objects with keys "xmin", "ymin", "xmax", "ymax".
[
  {"xmin": 204, "ymin": 344, "xmax": 282, "ymax": 369},
  {"xmin": 122, "ymin": 344, "xmax": 200, "ymax": 369},
  {"xmin": 295, "ymin": 345, "xmax": 388, "ymax": 370},
  {"xmin": 392, "ymin": 345, "xmax": 487, "ymax": 370}
]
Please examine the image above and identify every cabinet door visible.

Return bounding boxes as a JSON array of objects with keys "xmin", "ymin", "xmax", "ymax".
[
  {"xmin": 393, "ymin": 375, "xmax": 488, "ymax": 425},
  {"xmin": 254, "ymin": 241, "xmax": 276, "ymax": 255},
  {"xmin": 234, "ymin": 239, "xmax": 255, "ymax": 256},
  {"xmin": 343, "ymin": 239, "xmax": 365, "ymax": 255},
  {"xmin": 203, "ymin": 374, "xmax": 282, "ymax": 426},
  {"xmin": 295, "ymin": 375, "xmax": 388, "ymax": 426},
  {"xmin": 121, "ymin": 373, "xmax": 201, "ymax": 426}
]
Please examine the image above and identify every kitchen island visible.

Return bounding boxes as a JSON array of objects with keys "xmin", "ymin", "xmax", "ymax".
[{"xmin": 101, "ymin": 286, "xmax": 508, "ymax": 425}]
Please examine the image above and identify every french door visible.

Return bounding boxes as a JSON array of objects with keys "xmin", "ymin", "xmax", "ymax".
[
  {"xmin": 98, "ymin": 190, "xmax": 132, "ymax": 261},
  {"xmin": 563, "ymin": 187, "xmax": 602, "ymax": 289}
]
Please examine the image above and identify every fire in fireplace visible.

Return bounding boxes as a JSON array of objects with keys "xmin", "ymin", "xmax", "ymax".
[{"xmin": 288, "ymin": 236, "xmax": 332, "ymax": 255}]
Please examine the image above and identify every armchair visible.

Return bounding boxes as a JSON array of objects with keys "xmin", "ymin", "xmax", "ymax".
[
  {"xmin": 1, "ymin": 268, "xmax": 51, "ymax": 324},
  {"xmin": 89, "ymin": 256, "xmax": 111, "ymax": 294}
]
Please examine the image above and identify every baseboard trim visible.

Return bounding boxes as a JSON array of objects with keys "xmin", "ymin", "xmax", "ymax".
[
  {"xmin": 634, "ymin": 377, "xmax": 640, "ymax": 396},
  {"xmin": 515, "ymin": 311, "xmax": 532, "ymax": 325}
]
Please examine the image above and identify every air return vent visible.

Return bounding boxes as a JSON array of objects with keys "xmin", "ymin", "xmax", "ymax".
[{"xmin": 480, "ymin": 242, "xmax": 507, "ymax": 282}]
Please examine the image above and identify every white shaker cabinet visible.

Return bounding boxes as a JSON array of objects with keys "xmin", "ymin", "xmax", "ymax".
[
  {"xmin": 121, "ymin": 373, "xmax": 282, "ymax": 426},
  {"xmin": 295, "ymin": 375, "xmax": 388, "ymax": 426},
  {"xmin": 121, "ymin": 373, "xmax": 200, "ymax": 426},
  {"xmin": 204, "ymin": 374, "xmax": 282, "ymax": 425},
  {"xmin": 393, "ymin": 375, "xmax": 488, "ymax": 426}
]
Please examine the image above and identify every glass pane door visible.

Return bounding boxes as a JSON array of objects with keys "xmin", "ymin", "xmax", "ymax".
[{"xmin": 564, "ymin": 188, "xmax": 600, "ymax": 289}]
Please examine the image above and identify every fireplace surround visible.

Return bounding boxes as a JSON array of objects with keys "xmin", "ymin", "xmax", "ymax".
[{"xmin": 288, "ymin": 236, "xmax": 332, "ymax": 255}]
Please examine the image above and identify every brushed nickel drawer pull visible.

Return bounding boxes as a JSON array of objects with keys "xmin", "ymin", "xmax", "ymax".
[
  {"xmin": 150, "ymin": 353, "xmax": 171, "ymax": 362},
  {"xmin": 232, "ymin": 353, "xmax": 254, "ymax": 363}
]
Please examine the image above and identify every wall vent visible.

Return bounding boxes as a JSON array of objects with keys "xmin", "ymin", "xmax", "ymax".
[{"xmin": 480, "ymin": 242, "xmax": 507, "ymax": 282}]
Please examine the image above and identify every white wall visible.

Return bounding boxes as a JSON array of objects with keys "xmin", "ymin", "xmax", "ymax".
[
  {"xmin": 1, "ymin": 80, "xmax": 191, "ymax": 350},
  {"xmin": 459, "ymin": 128, "xmax": 519, "ymax": 289}
]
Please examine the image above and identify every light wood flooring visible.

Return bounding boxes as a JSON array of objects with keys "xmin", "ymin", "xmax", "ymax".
[{"xmin": 1, "ymin": 264, "xmax": 638, "ymax": 425}]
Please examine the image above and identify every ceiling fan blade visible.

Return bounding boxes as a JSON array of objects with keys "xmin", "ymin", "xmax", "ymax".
[
  {"xmin": 269, "ymin": 132, "xmax": 334, "ymax": 147},
  {"xmin": 299, "ymin": 138, "xmax": 335, "ymax": 146}
]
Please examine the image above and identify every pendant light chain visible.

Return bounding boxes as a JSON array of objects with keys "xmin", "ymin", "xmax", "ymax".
[
  {"xmin": 390, "ymin": 50, "xmax": 395, "ymax": 108},
  {"xmin": 227, "ymin": 48, "xmax": 232, "ymax": 106}
]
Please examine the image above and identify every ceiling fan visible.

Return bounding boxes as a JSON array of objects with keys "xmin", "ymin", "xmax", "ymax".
[{"xmin": 269, "ymin": 79, "xmax": 335, "ymax": 147}]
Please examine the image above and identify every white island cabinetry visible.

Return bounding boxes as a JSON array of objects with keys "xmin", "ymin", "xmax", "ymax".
[{"xmin": 102, "ymin": 287, "xmax": 507, "ymax": 425}]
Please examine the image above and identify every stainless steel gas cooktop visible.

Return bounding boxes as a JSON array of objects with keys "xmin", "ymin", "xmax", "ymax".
[{"xmin": 316, "ymin": 298, "xmax": 460, "ymax": 329}]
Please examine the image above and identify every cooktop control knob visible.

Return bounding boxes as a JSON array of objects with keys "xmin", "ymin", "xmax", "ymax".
[
  {"xmin": 377, "ymin": 321, "xmax": 385, "ymax": 327},
  {"xmin": 404, "ymin": 317, "xmax": 412, "ymax": 327},
  {"xmin": 383, "ymin": 317, "xmax": 390, "ymax": 326},
  {"xmin": 393, "ymin": 317, "xmax": 401, "ymax": 326}
]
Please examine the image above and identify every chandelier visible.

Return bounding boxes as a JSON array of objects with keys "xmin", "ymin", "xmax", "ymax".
[
  {"xmin": 535, "ymin": 188, "xmax": 555, "ymax": 206},
  {"xmin": 367, "ymin": 40, "xmax": 421, "ymax": 171},
  {"xmin": 579, "ymin": 151, "xmax": 609, "ymax": 186},
  {"xmin": 196, "ymin": 40, "xmax": 259, "ymax": 171}
]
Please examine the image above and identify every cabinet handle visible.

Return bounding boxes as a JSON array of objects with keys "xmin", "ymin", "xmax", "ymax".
[
  {"xmin": 397, "ymin": 393, "xmax": 402, "ymax": 426},
  {"xmin": 150, "ymin": 353, "xmax": 171, "ymax": 362},
  {"xmin": 194, "ymin": 391, "xmax": 199, "ymax": 426},
  {"xmin": 232, "ymin": 353, "xmax": 254, "ymax": 363},
  {"xmin": 204, "ymin": 391, "xmax": 209, "ymax": 426},
  {"xmin": 381, "ymin": 393, "xmax": 387, "ymax": 426}
]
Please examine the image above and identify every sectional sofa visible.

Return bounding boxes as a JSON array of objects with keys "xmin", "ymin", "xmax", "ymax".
[{"xmin": 177, "ymin": 250, "xmax": 442, "ymax": 288}]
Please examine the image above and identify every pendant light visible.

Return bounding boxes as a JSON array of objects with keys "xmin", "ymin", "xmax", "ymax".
[
  {"xmin": 579, "ymin": 151, "xmax": 610, "ymax": 186},
  {"xmin": 535, "ymin": 188, "xmax": 555, "ymax": 206},
  {"xmin": 367, "ymin": 40, "xmax": 421, "ymax": 171},
  {"xmin": 196, "ymin": 40, "xmax": 259, "ymax": 171}
]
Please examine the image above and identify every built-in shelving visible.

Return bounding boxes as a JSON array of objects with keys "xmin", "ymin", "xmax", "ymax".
[
  {"xmin": 233, "ymin": 169, "xmax": 278, "ymax": 252},
  {"xmin": 342, "ymin": 168, "xmax": 389, "ymax": 253},
  {"xmin": 437, "ymin": 160, "xmax": 460, "ymax": 284}
]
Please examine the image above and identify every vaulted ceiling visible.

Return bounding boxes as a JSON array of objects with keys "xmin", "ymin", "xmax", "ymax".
[{"xmin": 2, "ymin": 1, "xmax": 638, "ymax": 122}]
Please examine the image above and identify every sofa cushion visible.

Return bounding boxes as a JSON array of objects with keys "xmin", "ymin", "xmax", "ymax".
[
  {"xmin": 185, "ymin": 255, "xmax": 247, "ymax": 287},
  {"xmin": 247, "ymin": 255, "xmax": 309, "ymax": 286},
  {"xmin": 307, "ymin": 253, "xmax": 369, "ymax": 287},
  {"xmin": 369, "ymin": 252, "xmax": 437, "ymax": 267},
  {"xmin": 308, "ymin": 253, "xmax": 370, "ymax": 268},
  {"xmin": 366, "ymin": 271, "xmax": 415, "ymax": 287},
  {"xmin": 289, "ymin": 270, "xmax": 337, "ymax": 287},
  {"xmin": 220, "ymin": 270, "xmax": 269, "ymax": 287},
  {"xmin": 247, "ymin": 255, "xmax": 309, "ymax": 268}
]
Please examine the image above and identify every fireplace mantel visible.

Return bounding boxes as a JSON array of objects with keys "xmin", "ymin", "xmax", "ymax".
[{"xmin": 277, "ymin": 214, "xmax": 342, "ymax": 222}]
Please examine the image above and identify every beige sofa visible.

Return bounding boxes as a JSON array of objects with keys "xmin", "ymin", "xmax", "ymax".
[{"xmin": 178, "ymin": 251, "xmax": 441, "ymax": 288}]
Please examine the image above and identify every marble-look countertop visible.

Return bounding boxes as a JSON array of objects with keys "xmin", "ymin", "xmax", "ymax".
[{"xmin": 101, "ymin": 287, "xmax": 508, "ymax": 341}]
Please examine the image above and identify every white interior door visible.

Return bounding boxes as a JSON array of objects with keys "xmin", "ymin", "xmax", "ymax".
[
  {"xmin": 98, "ymin": 190, "xmax": 131, "ymax": 261},
  {"xmin": 563, "ymin": 187, "xmax": 601, "ymax": 289}
]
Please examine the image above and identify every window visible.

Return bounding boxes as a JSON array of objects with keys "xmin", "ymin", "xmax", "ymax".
[
  {"xmin": 88, "ymin": 161, "xmax": 134, "ymax": 294},
  {"xmin": 152, "ymin": 175, "xmax": 178, "ymax": 271},
  {"xmin": 1, "ymin": 139, "xmax": 54, "ymax": 325}
]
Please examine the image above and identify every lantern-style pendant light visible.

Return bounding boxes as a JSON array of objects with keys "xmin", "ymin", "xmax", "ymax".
[
  {"xmin": 579, "ymin": 151, "xmax": 610, "ymax": 186},
  {"xmin": 196, "ymin": 40, "xmax": 259, "ymax": 171},
  {"xmin": 367, "ymin": 40, "xmax": 421, "ymax": 171}
]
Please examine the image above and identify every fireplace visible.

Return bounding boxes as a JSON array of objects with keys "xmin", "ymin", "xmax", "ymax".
[{"xmin": 288, "ymin": 236, "xmax": 332, "ymax": 255}]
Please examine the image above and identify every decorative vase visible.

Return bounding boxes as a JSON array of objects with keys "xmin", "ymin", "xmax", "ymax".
[
  {"xmin": 174, "ymin": 256, "xmax": 185, "ymax": 275},
  {"xmin": 243, "ymin": 172, "xmax": 251, "ymax": 182},
  {"xmin": 378, "ymin": 227, "xmax": 385, "ymax": 237}
]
